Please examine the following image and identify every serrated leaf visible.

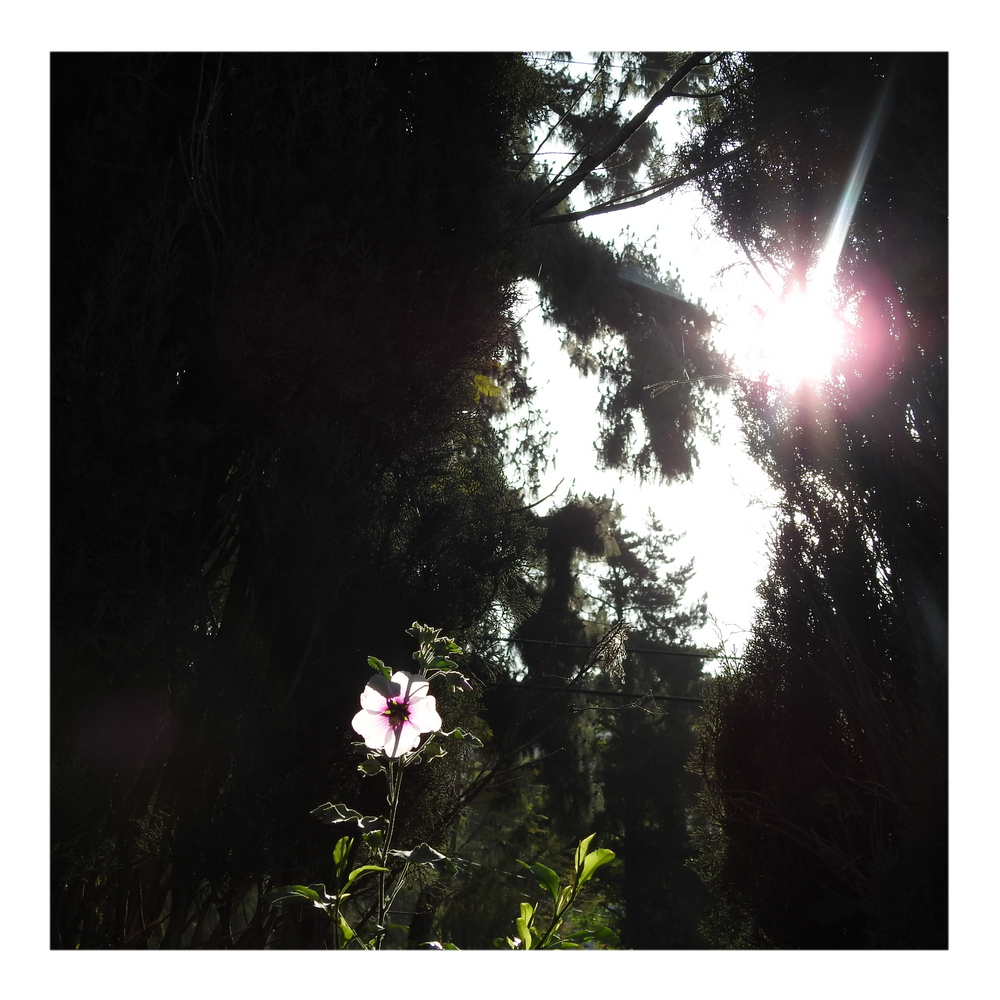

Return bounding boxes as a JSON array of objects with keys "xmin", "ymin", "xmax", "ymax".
[
  {"xmin": 448, "ymin": 674, "xmax": 474, "ymax": 693},
  {"xmin": 420, "ymin": 741, "xmax": 448, "ymax": 762},
  {"xmin": 441, "ymin": 727, "xmax": 484, "ymax": 747},
  {"xmin": 311, "ymin": 802, "xmax": 362, "ymax": 825},
  {"xmin": 367, "ymin": 656, "xmax": 391, "ymax": 679},
  {"xmin": 390, "ymin": 843, "xmax": 446, "ymax": 865},
  {"xmin": 430, "ymin": 856, "xmax": 461, "ymax": 875}
]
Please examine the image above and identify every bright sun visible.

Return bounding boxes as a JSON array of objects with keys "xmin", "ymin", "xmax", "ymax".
[{"xmin": 737, "ymin": 281, "xmax": 848, "ymax": 388}]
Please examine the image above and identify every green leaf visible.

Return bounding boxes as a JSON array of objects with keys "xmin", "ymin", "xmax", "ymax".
[
  {"xmin": 515, "ymin": 901, "xmax": 535, "ymax": 950},
  {"xmin": 447, "ymin": 672, "xmax": 474, "ymax": 693},
  {"xmin": 306, "ymin": 884, "xmax": 334, "ymax": 905},
  {"xmin": 367, "ymin": 656, "xmax": 392, "ymax": 679},
  {"xmin": 420, "ymin": 740, "xmax": 448, "ymax": 762},
  {"xmin": 577, "ymin": 848, "xmax": 615, "ymax": 889},
  {"xmin": 358, "ymin": 758, "xmax": 387, "ymax": 776},
  {"xmin": 332, "ymin": 836, "xmax": 354, "ymax": 881},
  {"xmin": 263, "ymin": 884, "xmax": 319, "ymax": 905},
  {"xmin": 441, "ymin": 727, "xmax": 483, "ymax": 747},
  {"xmin": 264, "ymin": 883, "xmax": 337, "ymax": 912},
  {"xmin": 593, "ymin": 926, "xmax": 620, "ymax": 945},
  {"xmin": 390, "ymin": 843, "xmax": 446, "ymax": 865},
  {"xmin": 345, "ymin": 864, "xmax": 389, "ymax": 888},
  {"xmin": 473, "ymin": 373, "xmax": 501, "ymax": 398},
  {"xmin": 517, "ymin": 860, "xmax": 560, "ymax": 905},
  {"xmin": 336, "ymin": 913, "xmax": 355, "ymax": 944},
  {"xmin": 574, "ymin": 834, "xmax": 596, "ymax": 873},
  {"xmin": 427, "ymin": 850, "xmax": 467, "ymax": 876},
  {"xmin": 310, "ymin": 802, "xmax": 359, "ymax": 823},
  {"xmin": 362, "ymin": 829, "xmax": 384, "ymax": 852},
  {"xmin": 311, "ymin": 802, "xmax": 363, "ymax": 825}
]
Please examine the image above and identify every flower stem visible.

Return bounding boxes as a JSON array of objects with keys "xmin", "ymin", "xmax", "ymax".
[{"xmin": 375, "ymin": 757, "xmax": 404, "ymax": 948}]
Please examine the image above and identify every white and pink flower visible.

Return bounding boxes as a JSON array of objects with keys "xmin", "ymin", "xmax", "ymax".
[{"xmin": 351, "ymin": 670, "xmax": 442, "ymax": 758}]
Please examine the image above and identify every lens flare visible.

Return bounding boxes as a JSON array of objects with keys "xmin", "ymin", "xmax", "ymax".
[
  {"xmin": 729, "ymin": 70, "xmax": 896, "ymax": 389},
  {"xmin": 745, "ymin": 284, "xmax": 847, "ymax": 387}
]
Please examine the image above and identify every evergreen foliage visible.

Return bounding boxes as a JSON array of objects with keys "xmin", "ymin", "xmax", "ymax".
[
  {"xmin": 51, "ymin": 51, "xmax": 546, "ymax": 949},
  {"xmin": 51, "ymin": 50, "xmax": 725, "ymax": 949},
  {"xmin": 685, "ymin": 53, "xmax": 947, "ymax": 948},
  {"xmin": 443, "ymin": 501, "xmax": 715, "ymax": 948},
  {"xmin": 50, "ymin": 50, "xmax": 941, "ymax": 951}
]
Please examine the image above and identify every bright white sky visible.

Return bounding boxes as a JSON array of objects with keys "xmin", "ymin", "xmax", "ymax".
[{"xmin": 510, "ymin": 79, "xmax": 783, "ymax": 664}]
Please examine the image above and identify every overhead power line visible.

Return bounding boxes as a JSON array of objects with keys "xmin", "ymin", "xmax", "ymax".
[
  {"xmin": 493, "ymin": 680, "xmax": 704, "ymax": 704},
  {"xmin": 479, "ymin": 635, "xmax": 717, "ymax": 659}
]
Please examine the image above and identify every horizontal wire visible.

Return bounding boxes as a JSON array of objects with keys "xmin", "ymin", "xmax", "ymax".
[
  {"xmin": 492, "ymin": 680, "xmax": 703, "ymax": 704},
  {"xmin": 478, "ymin": 635, "xmax": 716, "ymax": 659}
]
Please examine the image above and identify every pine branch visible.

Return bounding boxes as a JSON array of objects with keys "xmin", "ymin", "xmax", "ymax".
[
  {"xmin": 531, "ymin": 143, "xmax": 749, "ymax": 228},
  {"xmin": 527, "ymin": 51, "xmax": 714, "ymax": 223}
]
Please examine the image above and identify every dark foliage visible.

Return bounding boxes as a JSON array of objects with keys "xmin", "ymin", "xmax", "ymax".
[
  {"xmin": 50, "ymin": 49, "xmax": 800, "ymax": 950},
  {"xmin": 591, "ymin": 520, "xmax": 714, "ymax": 948},
  {"xmin": 51, "ymin": 51, "xmax": 546, "ymax": 949},
  {"xmin": 686, "ymin": 53, "xmax": 947, "ymax": 948},
  {"xmin": 439, "ymin": 501, "xmax": 715, "ymax": 948},
  {"xmin": 528, "ymin": 227, "xmax": 728, "ymax": 480}
]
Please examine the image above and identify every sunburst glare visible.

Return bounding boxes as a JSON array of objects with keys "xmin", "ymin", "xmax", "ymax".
[
  {"xmin": 739, "ymin": 280, "xmax": 848, "ymax": 387},
  {"xmin": 722, "ymin": 69, "xmax": 895, "ymax": 390}
]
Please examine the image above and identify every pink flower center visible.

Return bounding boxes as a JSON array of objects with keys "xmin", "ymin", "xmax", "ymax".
[{"xmin": 383, "ymin": 699, "xmax": 410, "ymax": 728}]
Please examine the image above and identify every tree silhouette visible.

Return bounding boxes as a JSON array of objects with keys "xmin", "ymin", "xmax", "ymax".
[{"xmin": 686, "ymin": 53, "xmax": 947, "ymax": 949}]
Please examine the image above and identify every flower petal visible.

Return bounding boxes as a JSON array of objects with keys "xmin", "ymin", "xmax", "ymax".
[
  {"xmin": 360, "ymin": 674, "xmax": 399, "ymax": 712},
  {"xmin": 406, "ymin": 696, "xmax": 442, "ymax": 734},
  {"xmin": 386, "ymin": 722, "xmax": 423, "ymax": 757},
  {"xmin": 353, "ymin": 669, "xmax": 441, "ymax": 756},
  {"xmin": 352, "ymin": 708, "xmax": 393, "ymax": 750},
  {"xmin": 392, "ymin": 671, "xmax": 430, "ymax": 700}
]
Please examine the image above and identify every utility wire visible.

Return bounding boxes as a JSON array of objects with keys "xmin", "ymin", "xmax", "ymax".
[
  {"xmin": 493, "ymin": 680, "xmax": 703, "ymax": 704},
  {"xmin": 479, "ymin": 635, "xmax": 716, "ymax": 659}
]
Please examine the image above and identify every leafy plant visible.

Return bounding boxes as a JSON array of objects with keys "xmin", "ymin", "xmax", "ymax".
[
  {"xmin": 500, "ymin": 834, "xmax": 618, "ymax": 950},
  {"xmin": 264, "ymin": 625, "xmax": 481, "ymax": 949}
]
